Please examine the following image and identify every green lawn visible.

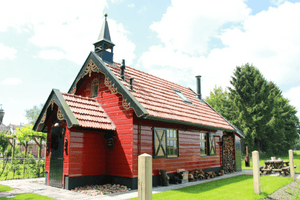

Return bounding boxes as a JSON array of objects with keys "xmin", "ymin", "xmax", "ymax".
[
  {"xmin": 0, "ymin": 185, "xmax": 14, "ymax": 192},
  {"xmin": 0, "ymin": 193, "xmax": 54, "ymax": 200},
  {"xmin": 241, "ymin": 150, "xmax": 300, "ymax": 173},
  {"xmin": 0, "ymin": 185, "xmax": 53, "ymax": 200},
  {"xmin": 128, "ymin": 175, "xmax": 293, "ymax": 200}
]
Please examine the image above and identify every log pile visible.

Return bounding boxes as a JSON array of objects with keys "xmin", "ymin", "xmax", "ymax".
[
  {"xmin": 223, "ymin": 135, "xmax": 235, "ymax": 174},
  {"xmin": 186, "ymin": 169, "xmax": 225, "ymax": 182},
  {"xmin": 170, "ymin": 168, "xmax": 225, "ymax": 184}
]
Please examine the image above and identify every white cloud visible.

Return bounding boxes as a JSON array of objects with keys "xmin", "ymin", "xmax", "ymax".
[
  {"xmin": 0, "ymin": 0, "xmax": 136, "ymax": 65},
  {"xmin": 139, "ymin": 1, "xmax": 300, "ymax": 98},
  {"xmin": 150, "ymin": 0, "xmax": 251, "ymax": 56},
  {"xmin": 128, "ymin": 3, "xmax": 135, "ymax": 8},
  {"xmin": 39, "ymin": 50, "xmax": 67, "ymax": 60},
  {"xmin": 1, "ymin": 78, "xmax": 22, "ymax": 85},
  {"xmin": 283, "ymin": 86, "xmax": 300, "ymax": 119},
  {"xmin": 270, "ymin": 0, "xmax": 287, "ymax": 6},
  {"xmin": 0, "ymin": 43, "xmax": 17, "ymax": 59},
  {"xmin": 108, "ymin": 19, "xmax": 136, "ymax": 65}
]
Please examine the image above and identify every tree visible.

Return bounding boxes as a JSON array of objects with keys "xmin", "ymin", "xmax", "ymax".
[
  {"xmin": 205, "ymin": 86, "xmax": 237, "ymax": 122},
  {"xmin": 206, "ymin": 63, "xmax": 300, "ymax": 156},
  {"xmin": 15, "ymin": 125, "xmax": 46, "ymax": 177},
  {"xmin": 228, "ymin": 63, "xmax": 299, "ymax": 155},
  {"xmin": 25, "ymin": 104, "xmax": 43, "ymax": 126}
]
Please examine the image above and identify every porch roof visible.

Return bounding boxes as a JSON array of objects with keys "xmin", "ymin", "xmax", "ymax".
[
  {"xmin": 33, "ymin": 89, "xmax": 116, "ymax": 132},
  {"xmin": 61, "ymin": 92, "xmax": 116, "ymax": 130}
]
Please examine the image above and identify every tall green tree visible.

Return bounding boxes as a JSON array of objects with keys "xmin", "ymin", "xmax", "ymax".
[
  {"xmin": 25, "ymin": 104, "xmax": 43, "ymax": 126},
  {"xmin": 206, "ymin": 63, "xmax": 299, "ymax": 155},
  {"xmin": 205, "ymin": 86, "xmax": 237, "ymax": 122}
]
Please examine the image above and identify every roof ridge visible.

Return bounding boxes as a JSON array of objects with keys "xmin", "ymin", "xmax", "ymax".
[{"xmin": 62, "ymin": 92, "xmax": 97, "ymax": 102}]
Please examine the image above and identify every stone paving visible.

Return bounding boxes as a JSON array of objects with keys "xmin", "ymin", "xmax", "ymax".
[{"xmin": 0, "ymin": 170, "xmax": 298, "ymax": 200}]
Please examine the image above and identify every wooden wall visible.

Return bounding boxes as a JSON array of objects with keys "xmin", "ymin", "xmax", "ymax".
[
  {"xmin": 132, "ymin": 117, "xmax": 223, "ymax": 178},
  {"xmin": 68, "ymin": 129, "xmax": 106, "ymax": 177},
  {"xmin": 76, "ymin": 72, "xmax": 134, "ymax": 178}
]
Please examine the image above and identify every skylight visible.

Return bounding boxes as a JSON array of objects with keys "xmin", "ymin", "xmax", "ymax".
[{"xmin": 173, "ymin": 89, "xmax": 192, "ymax": 104}]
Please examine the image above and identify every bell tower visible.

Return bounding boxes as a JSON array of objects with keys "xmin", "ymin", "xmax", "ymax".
[{"xmin": 93, "ymin": 13, "xmax": 115, "ymax": 63}]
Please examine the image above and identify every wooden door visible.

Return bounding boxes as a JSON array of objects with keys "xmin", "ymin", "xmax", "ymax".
[{"xmin": 49, "ymin": 127, "xmax": 65, "ymax": 188}]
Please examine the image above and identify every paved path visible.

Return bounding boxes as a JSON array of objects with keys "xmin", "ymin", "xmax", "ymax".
[{"xmin": 0, "ymin": 170, "xmax": 298, "ymax": 200}]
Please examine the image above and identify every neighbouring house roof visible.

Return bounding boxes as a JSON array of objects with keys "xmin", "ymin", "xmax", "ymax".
[
  {"xmin": 68, "ymin": 52, "xmax": 238, "ymax": 133},
  {"xmin": 33, "ymin": 89, "xmax": 116, "ymax": 132}
]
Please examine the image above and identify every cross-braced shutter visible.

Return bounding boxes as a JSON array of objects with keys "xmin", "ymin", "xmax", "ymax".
[
  {"xmin": 209, "ymin": 133, "xmax": 216, "ymax": 155},
  {"xmin": 153, "ymin": 128, "xmax": 167, "ymax": 158}
]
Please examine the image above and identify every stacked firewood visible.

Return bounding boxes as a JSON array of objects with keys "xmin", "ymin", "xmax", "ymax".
[
  {"xmin": 223, "ymin": 135, "xmax": 235, "ymax": 174},
  {"xmin": 187, "ymin": 169, "xmax": 225, "ymax": 181}
]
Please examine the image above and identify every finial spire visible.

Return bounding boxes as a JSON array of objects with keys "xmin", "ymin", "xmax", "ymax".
[{"xmin": 93, "ymin": 13, "xmax": 115, "ymax": 63}]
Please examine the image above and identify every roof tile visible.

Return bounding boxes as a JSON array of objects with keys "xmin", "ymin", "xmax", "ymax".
[
  {"xmin": 61, "ymin": 93, "xmax": 116, "ymax": 130},
  {"xmin": 106, "ymin": 63, "xmax": 234, "ymax": 131}
]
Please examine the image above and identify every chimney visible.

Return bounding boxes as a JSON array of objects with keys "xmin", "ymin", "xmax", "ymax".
[
  {"xmin": 120, "ymin": 59, "xmax": 125, "ymax": 81},
  {"xmin": 195, "ymin": 75, "xmax": 201, "ymax": 100},
  {"xmin": 129, "ymin": 77, "xmax": 134, "ymax": 91}
]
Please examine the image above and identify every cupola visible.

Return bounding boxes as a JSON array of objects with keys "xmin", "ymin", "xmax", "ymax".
[{"xmin": 93, "ymin": 13, "xmax": 115, "ymax": 63}]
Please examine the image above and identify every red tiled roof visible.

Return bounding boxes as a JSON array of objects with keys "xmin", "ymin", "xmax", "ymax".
[
  {"xmin": 106, "ymin": 63, "xmax": 234, "ymax": 131},
  {"xmin": 62, "ymin": 93, "xmax": 116, "ymax": 130}
]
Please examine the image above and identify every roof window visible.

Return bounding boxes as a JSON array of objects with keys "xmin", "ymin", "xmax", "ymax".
[{"xmin": 173, "ymin": 89, "xmax": 192, "ymax": 104}]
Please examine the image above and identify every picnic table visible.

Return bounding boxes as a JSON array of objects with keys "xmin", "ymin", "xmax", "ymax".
[{"xmin": 260, "ymin": 160, "xmax": 296, "ymax": 175}]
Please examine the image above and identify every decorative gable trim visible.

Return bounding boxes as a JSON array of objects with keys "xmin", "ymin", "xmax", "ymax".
[
  {"xmin": 33, "ymin": 89, "xmax": 79, "ymax": 132},
  {"xmin": 68, "ymin": 51, "xmax": 149, "ymax": 117}
]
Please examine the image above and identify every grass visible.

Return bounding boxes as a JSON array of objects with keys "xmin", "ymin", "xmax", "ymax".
[
  {"xmin": 0, "ymin": 185, "xmax": 53, "ymax": 200},
  {"xmin": 0, "ymin": 193, "xmax": 54, "ymax": 200},
  {"xmin": 242, "ymin": 150, "xmax": 300, "ymax": 173},
  {"xmin": 0, "ymin": 185, "xmax": 14, "ymax": 192},
  {"xmin": 128, "ymin": 175, "xmax": 293, "ymax": 200}
]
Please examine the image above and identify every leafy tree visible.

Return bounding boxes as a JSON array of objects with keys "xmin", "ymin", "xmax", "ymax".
[
  {"xmin": 206, "ymin": 63, "xmax": 300, "ymax": 156},
  {"xmin": 25, "ymin": 104, "xmax": 43, "ymax": 126},
  {"xmin": 15, "ymin": 125, "xmax": 46, "ymax": 176},
  {"xmin": 205, "ymin": 86, "xmax": 237, "ymax": 122}
]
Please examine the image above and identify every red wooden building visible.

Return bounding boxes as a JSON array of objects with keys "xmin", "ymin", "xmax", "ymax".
[{"xmin": 33, "ymin": 14, "xmax": 244, "ymax": 190}]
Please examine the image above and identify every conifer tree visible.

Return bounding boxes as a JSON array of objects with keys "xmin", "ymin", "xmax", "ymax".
[{"xmin": 206, "ymin": 63, "xmax": 299, "ymax": 155}]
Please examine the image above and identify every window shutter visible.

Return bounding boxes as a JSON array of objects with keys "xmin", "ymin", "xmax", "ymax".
[
  {"xmin": 209, "ymin": 133, "xmax": 216, "ymax": 155},
  {"xmin": 153, "ymin": 128, "xmax": 167, "ymax": 158}
]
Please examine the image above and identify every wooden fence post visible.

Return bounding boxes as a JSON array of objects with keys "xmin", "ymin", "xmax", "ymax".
[
  {"xmin": 289, "ymin": 150, "xmax": 295, "ymax": 181},
  {"xmin": 252, "ymin": 151, "xmax": 260, "ymax": 195},
  {"xmin": 138, "ymin": 153, "xmax": 152, "ymax": 200}
]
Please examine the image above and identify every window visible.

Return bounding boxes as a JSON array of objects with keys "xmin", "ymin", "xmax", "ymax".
[
  {"xmin": 200, "ymin": 133, "xmax": 207, "ymax": 156},
  {"xmin": 91, "ymin": 79, "xmax": 99, "ymax": 97},
  {"xmin": 200, "ymin": 132, "xmax": 216, "ymax": 156},
  {"xmin": 173, "ymin": 89, "xmax": 192, "ymax": 104},
  {"xmin": 153, "ymin": 127, "xmax": 178, "ymax": 158}
]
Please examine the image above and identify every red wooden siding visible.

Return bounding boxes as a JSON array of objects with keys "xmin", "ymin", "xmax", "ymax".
[
  {"xmin": 132, "ymin": 117, "xmax": 222, "ymax": 178},
  {"xmin": 68, "ymin": 129, "xmax": 106, "ymax": 177},
  {"xmin": 75, "ymin": 72, "xmax": 134, "ymax": 178}
]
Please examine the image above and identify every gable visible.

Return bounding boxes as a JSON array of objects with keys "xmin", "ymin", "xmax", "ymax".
[
  {"xmin": 33, "ymin": 89, "xmax": 116, "ymax": 132},
  {"xmin": 68, "ymin": 52, "xmax": 148, "ymax": 118}
]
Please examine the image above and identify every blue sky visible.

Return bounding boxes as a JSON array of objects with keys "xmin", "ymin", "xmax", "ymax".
[{"xmin": 1, "ymin": 0, "xmax": 300, "ymax": 125}]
